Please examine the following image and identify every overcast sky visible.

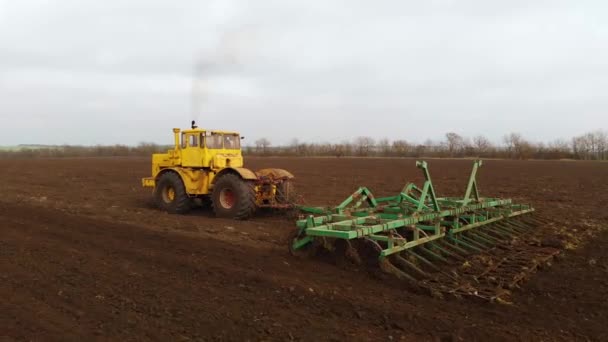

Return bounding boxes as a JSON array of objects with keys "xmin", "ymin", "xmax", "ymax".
[{"xmin": 0, "ymin": 0, "xmax": 607, "ymax": 146}]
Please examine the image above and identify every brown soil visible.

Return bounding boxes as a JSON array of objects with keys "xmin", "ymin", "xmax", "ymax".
[{"xmin": 1, "ymin": 157, "xmax": 607, "ymax": 341}]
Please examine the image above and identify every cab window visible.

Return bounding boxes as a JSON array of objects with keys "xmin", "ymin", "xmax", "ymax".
[
  {"xmin": 223, "ymin": 134, "xmax": 240, "ymax": 149},
  {"xmin": 205, "ymin": 133, "xmax": 223, "ymax": 149},
  {"xmin": 189, "ymin": 135, "xmax": 198, "ymax": 147},
  {"xmin": 182, "ymin": 133, "xmax": 198, "ymax": 148}
]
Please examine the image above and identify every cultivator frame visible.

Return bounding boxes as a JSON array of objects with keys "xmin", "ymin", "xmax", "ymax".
[{"xmin": 290, "ymin": 160, "xmax": 557, "ymax": 301}]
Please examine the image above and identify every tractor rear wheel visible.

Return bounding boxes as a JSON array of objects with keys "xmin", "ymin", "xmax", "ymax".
[
  {"xmin": 154, "ymin": 172, "xmax": 191, "ymax": 214},
  {"xmin": 212, "ymin": 173, "xmax": 256, "ymax": 220}
]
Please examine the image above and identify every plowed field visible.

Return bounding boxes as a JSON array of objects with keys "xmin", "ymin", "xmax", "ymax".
[{"xmin": 1, "ymin": 157, "xmax": 607, "ymax": 341}]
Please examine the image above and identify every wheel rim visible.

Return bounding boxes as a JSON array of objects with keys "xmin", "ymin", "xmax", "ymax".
[
  {"xmin": 219, "ymin": 188, "xmax": 236, "ymax": 209},
  {"xmin": 162, "ymin": 186, "xmax": 176, "ymax": 203}
]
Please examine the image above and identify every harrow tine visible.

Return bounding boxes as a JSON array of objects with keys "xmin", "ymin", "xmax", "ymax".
[
  {"xmin": 460, "ymin": 234, "xmax": 492, "ymax": 250},
  {"xmin": 517, "ymin": 216, "xmax": 536, "ymax": 227},
  {"xmin": 439, "ymin": 239, "xmax": 471, "ymax": 256},
  {"xmin": 520, "ymin": 218, "xmax": 539, "ymax": 227},
  {"xmin": 475, "ymin": 230, "xmax": 503, "ymax": 244},
  {"xmin": 429, "ymin": 242, "xmax": 466, "ymax": 261},
  {"xmin": 466, "ymin": 231, "xmax": 497, "ymax": 246},
  {"xmin": 418, "ymin": 246, "xmax": 450, "ymax": 264},
  {"xmin": 507, "ymin": 220, "xmax": 534, "ymax": 231},
  {"xmin": 407, "ymin": 250, "xmax": 442, "ymax": 272},
  {"xmin": 448, "ymin": 236, "xmax": 484, "ymax": 253},
  {"xmin": 527, "ymin": 216, "xmax": 551, "ymax": 225},
  {"xmin": 484, "ymin": 226, "xmax": 513, "ymax": 239},
  {"xmin": 379, "ymin": 258, "xmax": 418, "ymax": 283},
  {"xmin": 498, "ymin": 224, "xmax": 525, "ymax": 236},
  {"xmin": 393, "ymin": 254, "xmax": 432, "ymax": 279},
  {"xmin": 495, "ymin": 222, "xmax": 525, "ymax": 234},
  {"xmin": 522, "ymin": 217, "xmax": 544, "ymax": 226}
]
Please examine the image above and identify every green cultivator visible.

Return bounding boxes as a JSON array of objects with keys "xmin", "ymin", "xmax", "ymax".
[{"xmin": 290, "ymin": 160, "xmax": 559, "ymax": 302}]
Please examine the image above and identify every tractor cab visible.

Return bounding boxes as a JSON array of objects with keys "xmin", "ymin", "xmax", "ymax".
[{"xmin": 177, "ymin": 121, "xmax": 244, "ymax": 169}]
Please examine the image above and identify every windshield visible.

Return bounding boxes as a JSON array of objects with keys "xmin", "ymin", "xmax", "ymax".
[
  {"xmin": 205, "ymin": 133, "xmax": 223, "ymax": 149},
  {"xmin": 223, "ymin": 134, "xmax": 240, "ymax": 149}
]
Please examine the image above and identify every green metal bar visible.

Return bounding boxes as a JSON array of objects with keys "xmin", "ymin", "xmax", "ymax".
[
  {"xmin": 379, "ymin": 232, "xmax": 445, "ymax": 257},
  {"xmin": 450, "ymin": 215, "xmax": 506, "ymax": 234},
  {"xmin": 416, "ymin": 224, "xmax": 439, "ymax": 231},
  {"xmin": 462, "ymin": 160, "xmax": 481, "ymax": 206},
  {"xmin": 416, "ymin": 161, "xmax": 440, "ymax": 211},
  {"xmin": 417, "ymin": 182, "xmax": 430, "ymax": 211},
  {"xmin": 374, "ymin": 195, "xmax": 401, "ymax": 203},
  {"xmin": 291, "ymin": 235, "xmax": 313, "ymax": 251}
]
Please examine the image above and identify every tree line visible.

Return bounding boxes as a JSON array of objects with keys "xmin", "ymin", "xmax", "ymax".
[
  {"xmin": 249, "ymin": 130, "xmax": 608, "ymax": 160},
  {"xmin": 1, "ymin": 130, "xmax": 605, "ymax": 160},
  {"xmin": 0, "ymin": 143, "xmax": 170, "ymax": 159}
]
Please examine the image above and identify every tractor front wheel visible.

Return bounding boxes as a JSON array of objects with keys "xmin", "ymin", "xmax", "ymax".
[
  {"xmin": 212, "ymin": 174, "xmax": 256, "ymax": 220},
  {"xmin": 154, "ymin": 172, "xmax": 191, "ymax": 214}
]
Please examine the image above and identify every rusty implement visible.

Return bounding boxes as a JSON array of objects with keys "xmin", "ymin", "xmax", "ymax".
[{"xmin": 290, "ymin": 160, "xmax": 560, "ymax": 302}]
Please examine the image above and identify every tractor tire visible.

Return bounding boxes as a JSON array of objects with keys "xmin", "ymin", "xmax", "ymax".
[
  {"xmin": 211, "ymin": 173, "xmax": 256, "ymax": 220},
  {"xmin": 154, "ymin": 172, "xmax": 191, "ymax": 214},
  {"xmin": 276, "ymin": 180, "xmax": 295, "ymax": 204}
]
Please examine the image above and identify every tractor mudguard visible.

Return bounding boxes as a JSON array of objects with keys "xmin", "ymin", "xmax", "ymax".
[
  {"xmin": 255, "ymin": 168, "xmax": 295, "ymax": 181},
  {"xmin": 214, "ymin": 167, "xmax": 259, "ymax": 182}
]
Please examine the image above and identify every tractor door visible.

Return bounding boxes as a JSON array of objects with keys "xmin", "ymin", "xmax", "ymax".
[{"xmin": 181, "ymin": 132, "xmax": 204, "ymax": 167}]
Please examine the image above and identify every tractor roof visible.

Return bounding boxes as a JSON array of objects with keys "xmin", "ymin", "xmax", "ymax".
[{"xmin": 180, "ymin": 128, "xmax": 240, "ymax": 135}]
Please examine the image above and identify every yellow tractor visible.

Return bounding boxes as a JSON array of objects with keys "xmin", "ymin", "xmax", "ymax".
[{"xmin": 142, "ymin": 121, "xmax": 294, "ymax": 219}]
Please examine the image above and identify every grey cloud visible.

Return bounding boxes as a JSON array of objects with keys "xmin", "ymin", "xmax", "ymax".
[{"xmin": 0, "ymin": 0, "xmax": 607, "ymax": 145}]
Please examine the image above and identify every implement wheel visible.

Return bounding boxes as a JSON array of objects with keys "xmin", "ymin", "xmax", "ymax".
[
  {"xmin": 276, "ymin": 180, "xmax": 295, "ymax": 204},
  {"xmin": 212, "ymin": 173, "xmax": 256, "ymax": 220},
  {"xmin": 154, "ymin": 172, "xmax": 191, "ymax": 214}
]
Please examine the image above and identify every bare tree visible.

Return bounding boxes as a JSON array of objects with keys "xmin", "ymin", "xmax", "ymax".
[
  {"xmin": 472, "ymin": 135, "xmax": 492, "ymax": 155},
  {"xmin": 546, "ymin": 138, "xmax": 571, "ymax": 159},
  {"xmin": 354, "ymin": 136, "xmax": 376, "ymax": 156},
  {"xmin": 391, "ymin": 140, "xmax": 410, "ymax": 156},
  {"xmin": 255, "ymin": 138, "xmax": 271, "ymax": 155},
  {"xmin": 503, "ymin": 133, "xmax": 521, "ymax": 158},
  {"xmin": 573, "ymin": 131, "xmax": 608, "ymax": 160},
  {"xmin": 597, "ymin": 131, "xmax": 608, "ymax": 160},
  {"xmin": 378, "ymin": 138, "xmax": 391, "ymax": 156},
  {"xmin": 590, "ymin": 130, "xmax": 607, "ymax": 160},
  {"xmin": 335, "ymin": 140, "xmax": 353, "ymax": 157},
  {"xmin": 289, "ymin": 138, "xmax": 309, "ymax": 156},
  {"xmin": 445, "ymin": 132, "xmax": 465, "ymax": 157},
  {"xmin": 503, "ymin": 133, "xmax": 533, "ymax": 159}
]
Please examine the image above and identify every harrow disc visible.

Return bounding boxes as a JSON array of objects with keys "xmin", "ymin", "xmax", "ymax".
[{"xmin": 287, "ymin": 228, "xmax": 317, "ymax": 258}]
